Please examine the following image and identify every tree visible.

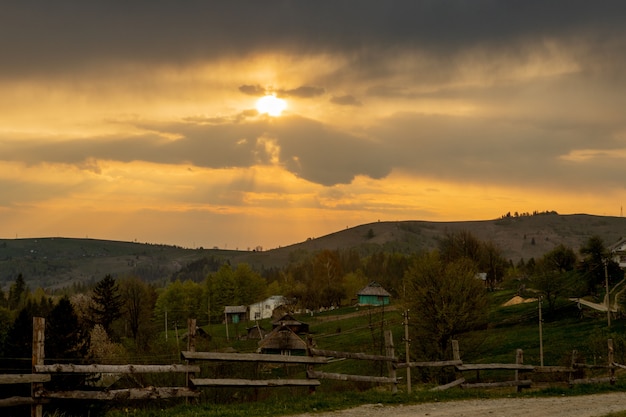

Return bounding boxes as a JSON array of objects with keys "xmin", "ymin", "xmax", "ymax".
[
  {"xmin": 404, "ymin": 252, "xmax": 488, "ymax": 360},
  {"xmin": 439, "ymin": 231, "xmax": 508, "ymax": 290},
  {"xmin": 312, "ymin": 250, "xmax": 345, "ymax": 308},
  {"xmin": 47, "ymin": 296, "xmax": 86, "ymax": 367},
  {"xmin": 0, "ymin": 307, "xmax": 12, "ymax": 356},
  {"xmin": 480, "ymin": 240, "xmax": 508, "ymax": 290},
  {"xmin": 579, "ymin": 236, "xmax": 623, "ymax": 294},
  {"xmin": 118, "ymin": 276, "xmax": 157, "ymax": 348},
  {"xmin": 155, "ymin": 279, "xmax": 204, "ymax": 328},
  {"xmin": 439, "ymin": 230, "xmax": 482, "ymax": 264},
  {"xmin": 532, "ymin": 244, "xmax": 581, "ymax": 312},
  {"xmin": 8, "ymin": 273, "xmax": 28, "ymax": 310},
  {"xmin": 89, "ymin": 275, "xmax": 124, "ymax": 337}
]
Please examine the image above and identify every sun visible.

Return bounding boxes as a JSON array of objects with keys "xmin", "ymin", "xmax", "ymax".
[{"xmin": 256, "ymin": 94, "xmax": 287, "ymax": 117}]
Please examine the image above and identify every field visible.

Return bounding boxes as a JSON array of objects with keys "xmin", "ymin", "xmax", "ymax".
[{"xmin": 95, "ymin": 288, "xmax": 626, "ymax": 417}]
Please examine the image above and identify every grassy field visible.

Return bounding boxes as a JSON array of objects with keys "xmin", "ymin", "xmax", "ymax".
[{"xmin": 90, "ymin": 289, "xmax": 626, "ymax": 417}]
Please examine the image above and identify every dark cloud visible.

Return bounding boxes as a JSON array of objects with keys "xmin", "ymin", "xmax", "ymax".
[
  {"xmin": 0, "ymin": 115, "xmax": 388, "ymax": 186},
  {"xmin": 331, "ymin": 95, "xmax": 362, "ymax": 106},
  {"xmin": 239, "ymin": 85, "xmax": 266, "ymax": 96},
  {"xmin": 278, "ymin": 86, "xmax": 325, "ymax": 98},
  {"xmin": 2, "ymin": 1, "xmax": 625, "ymax": 78}
]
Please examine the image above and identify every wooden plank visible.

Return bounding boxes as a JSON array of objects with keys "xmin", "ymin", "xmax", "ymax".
[
  {"xmin": 0, "ymin": 374, "xmax": 51, "ymax": 384},
  {"xmin": 534, "ymin": 366, "xmax": 575, "ymax": 373},
  {"xmin": 0, "ymin": 396, "xmax": 35, "ymax": 407},
  {"xmin": 570, "ymin": 377, "xmax": 613, "ymax": 385},
  {"xmin": 309, "ymin": 348, "xmax": 396, "ymax": 363},
  {"xmin": 307, "ymin": 370, "xmax": 397, "ymax": 384},
  {"xmin": 457, "ymin": 363, "xmax": 535, "ymax": 371},
  {"xmin": 190, "ymin": 378, "xmax": 320, "ymax": 387},
  {"xmin": 462, "ymin": 380, "xmax": 532, "ymax": 389},
  {"xmin": 181, "ymin": 351, "xmax": 327, "ymax": 364},
  {"xmin": 397, "ymin": 360, "xmax": 463, "ymax": 369},
  {"xmin": 573, "ymin": 363, "xmax": 614, "ymax": 370},
  {"xmin": 35, "ymin": 364, "xmax": 200, "ymax": 374},
  {"xmin": 41, "ymin": 387, "xmax": 199, "ymax": 400},
  {"xmin": 431, "ymin": 377, "xmax": 465, "ymax": 391}
]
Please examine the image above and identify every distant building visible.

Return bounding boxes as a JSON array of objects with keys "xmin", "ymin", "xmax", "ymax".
[
  {"xmin": 224, "ymin": 305, "xmax": 248, "ymax": 324},
  {"xmin": 611, "ymin": 238, "xmax": 626, "ymax": 268},
  {"xmin": 249, "ymin": 295, "xmax": 288, "ymax": 320},
  {"xmin": 246, "ymin": 325, "xmax": 268, "ymax": 340},
  {"xmin": 257, "ymin": 324, "xmax": 307, "ymax": 356},
  {"xmin": 272, "ymin": 313, "xmax": 309, "ymax": 334},
  {"xmin": 356, "ymin": 281, "xmax": 391, "ymax": 306}
]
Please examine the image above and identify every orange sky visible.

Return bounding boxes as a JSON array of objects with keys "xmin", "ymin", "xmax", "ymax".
[{"xmin": 1, "ymin": 2, "xmax": 626, "ymax": 250}]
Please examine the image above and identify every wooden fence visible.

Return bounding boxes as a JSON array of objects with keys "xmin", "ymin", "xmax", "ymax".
[{"xmin": 0, "ymin": 317, "xmax": 622, "ymax": 416}]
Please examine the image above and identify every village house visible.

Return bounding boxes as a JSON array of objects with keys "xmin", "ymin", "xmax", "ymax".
[
  {"xmin": 272, "ymin": 313, "xmax": 309, "ymax": 334},
  {"xmin": 249, "ymin": 295, "xmax": 288, "ymax": 321},
  {"xmin": 257, "ymin": 324, "xmax": 308, "ymax": 356},
  {"xmin": 611, "ymin": 238, "xmax": 626, "ymax": 269},
  {"xmin": 356, "ymin": 281, "xmax": 391, "ymax": 306}
]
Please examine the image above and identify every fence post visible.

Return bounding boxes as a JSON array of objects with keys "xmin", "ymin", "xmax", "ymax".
[
  {"xmin": 32, "ymin": 317, "xmax": 45, "ymax": 417},
  {"xmin": 608, "ymin": 339, "xmax": 615, "ymax": 384},
  {"xmin": 451, "ymin": 340, "xmax": 462, "ymax": 384},
  {"xmin": 384, "ymin": 330, "xmax": 397, "ymax": 394},
  {"xmin": 569, "ymin": 349, "xmax": 578, "ymax": 386},
  {"xmin": 403, "ymin": 310, "xmax": 411, "ymax": 394},
  {"xmin": 186, "ymin": 319, "xmax": 197, "ymax": 404},
  {"xmin": 306, "ymin": 336, "xmax": 316, "ymax": 395},
  {"xmin": 515, "ymin": 349, "xmax": 524, "ymax": 392}
]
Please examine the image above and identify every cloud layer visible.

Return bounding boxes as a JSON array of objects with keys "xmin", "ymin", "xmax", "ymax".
[{"xmin": 1, "ymin": 1, "xmax": 626, "ymax": 248}]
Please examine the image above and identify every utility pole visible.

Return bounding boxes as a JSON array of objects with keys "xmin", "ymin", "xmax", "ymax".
[
  {"xmin": 403, "ymin": 310, "xmax": 411, "ymax": 394},
  {"xmin": 538, "ymin": 296, "xmax": 544, "ymax": 367}
]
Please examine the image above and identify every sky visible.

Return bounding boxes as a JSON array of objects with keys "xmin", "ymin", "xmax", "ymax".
[{"xmin": 1, "ymin": 1, "xmax": 626, "ymax": 251}]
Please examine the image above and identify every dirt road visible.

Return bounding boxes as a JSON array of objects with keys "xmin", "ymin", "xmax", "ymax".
[{"xmin": 288, "ymin": 392, "xmax": 626, "ymax": 417}]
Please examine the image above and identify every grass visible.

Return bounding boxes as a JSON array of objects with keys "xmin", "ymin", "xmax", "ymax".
[
  {"xmin": 63, "ymin": 291, "xmax": 626, "ymax": 417},
  {"xmin": 96, "ymin": 379, "xmax": 626, "ymax": 417}
]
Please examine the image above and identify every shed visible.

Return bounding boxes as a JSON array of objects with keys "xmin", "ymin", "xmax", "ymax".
[
  {"xmin": 272, "ymin": 313, "xmax": 309, "ymax": 334},
  {"xmin": 356, "ymin": 281, "xmax": 391, "ymax": 306},
  {"xmin": 224, "ymin": 305, "xmax": 248, "ymax": 324},
  {"xmin": 258, "ymin": 324, "xmax": 307, "ymax": 355},
  {"xmin": 246, "ymin": 325, "xmax": 268, "ymax": 340}
]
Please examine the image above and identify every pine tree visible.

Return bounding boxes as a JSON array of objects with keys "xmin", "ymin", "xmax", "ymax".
[
  {"xmin": 89, "ymin": 275, "xmax": 123, "ymax": 337},
  {"xmin": 47, "ymin": 296, "xmax": 85, "ymax": 361},
  {"xmin": 8, "ymin": 273, "xmax": 27, "ymax": 310}
]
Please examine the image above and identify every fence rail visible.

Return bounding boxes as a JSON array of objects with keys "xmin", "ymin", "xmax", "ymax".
[{"xmin": 1, "ymin": 317, "xmax": 623, "ymax": 415}]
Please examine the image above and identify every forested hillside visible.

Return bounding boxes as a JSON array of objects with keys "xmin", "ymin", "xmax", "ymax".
[{"xmin": 2, "ymin": 213, "xmax": 625, "ymax": 291}]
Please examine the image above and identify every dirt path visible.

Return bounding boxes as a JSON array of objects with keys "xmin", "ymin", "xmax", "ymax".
[{"xmin": 287, "ymin": 392, "xmax": 626, "ymax": 417}]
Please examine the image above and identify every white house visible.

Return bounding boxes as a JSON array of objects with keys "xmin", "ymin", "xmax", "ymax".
[
  {"xmin": 611, "ymin": 238, "xmax": 626, "ymax": 269},
  {"xmin": 249, "ymin": 295, "xmax": 288, "ymax": 321}
]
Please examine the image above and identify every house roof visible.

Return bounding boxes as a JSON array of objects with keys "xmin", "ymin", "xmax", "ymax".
[
  {"xmin": 258, "ymin": 325, "xmax": 307, "ymax": 351},
  {"xmin": 224, "ymin": 305, "xmax": 248, "ymax": 314},
  {"xmin": 357, "ymin": 281, "xmax": 391, "ymax": 297},
  {"xmin": 272, "ymin": 313, "xmax": 307, "ymax": 327}
]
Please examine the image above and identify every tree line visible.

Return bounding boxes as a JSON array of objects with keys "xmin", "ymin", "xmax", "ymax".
[{"xmin": 0, "ymin": 231, "xmax": 622, "ymax": 373}]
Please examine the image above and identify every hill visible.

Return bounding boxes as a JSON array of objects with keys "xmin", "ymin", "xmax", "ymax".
[{"xmin": 2, "ymin": 213, "xmax": 625, "ymax": 290}]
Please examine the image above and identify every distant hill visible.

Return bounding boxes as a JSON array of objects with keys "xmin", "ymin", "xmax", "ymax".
[{"xmin": 2, "ymin": 213, "xmax": 626, "ymax": 290}]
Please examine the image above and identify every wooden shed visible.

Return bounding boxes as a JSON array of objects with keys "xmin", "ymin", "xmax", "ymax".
[
  {"xmin": 356, "ymin": 281, "xmax": 391, "ymax": 306},
  {"xmin": 272, "ymin": 313, "xmax": 309, "ymax": 334},
  {"xmin": 258, "ymin": 324, "xmax": 307, "ymax": 356},
  {"xmin": 224, "ymin": 305, "xmax": 248, "ymax": 324},
  {"xmin": 246, "ymin": 325, "xmax": 268, "ymax": 340}
]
